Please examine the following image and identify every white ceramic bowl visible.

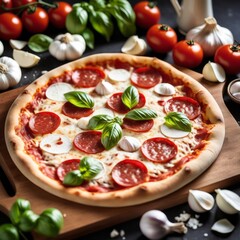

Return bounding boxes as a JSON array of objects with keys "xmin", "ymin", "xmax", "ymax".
[{"xmin": 227, "ymin": 78, "xmax": 240, "ymax": 104}]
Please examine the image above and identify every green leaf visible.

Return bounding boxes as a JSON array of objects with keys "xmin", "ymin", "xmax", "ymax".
[
  {"xmin": 80, "ymin": 157, "xmax": 103, "ymax": 180},
  {"xmin": 66, "ymin": 6, "xmax": 88, "ymax": 34},
  {"xmin": 89, "ymin": 0, "xmax": 106, "ymax": 9},
  {"xmin": 64, "ymin": 91, "xmax": 94, "ymax": 108},
  {"xmin": 82, "ymin": 28, "xmax": 95, "ymax": 49},
  {"xmin": 28, "ymin": 34, "xmax": 53, "ymax": 53},
  {"xmin": 88, "ymin": 114, "xmax": 113, "ymax": 130},
  {"xmin": 18, "ymin": 210, "xmax": 39, "ymax": 232},
  {"xmin": 125, "ymin": 108, "xmax": 157, "ymax": 120},
  {"xmin": 101, "ymin": 122, "xmax": 122, "ymax": 150},
  {"xmin": 10, "ymin": 199, "xmax": 31, "ymax": 225},
  {"xmin": 121, "ymin": 86, "xmax": 139, "ymax": 109},
  {"xmin": 89, "ymin": 11, "xmax": 114, "ymax": 42},
  {"xmin": 63, "ymin": 170, "xmax": 84, "ymax": 186},
  {"xmin": 164, "ymin": 112, "xmax": 192, "ymax": 132},
  {"xmin": 0, "ymin": 224, "xmax": 19, "ymax": 240},
  {"xmin": 34, "ymin": 208, "xmax": 64, "ymax": 238}
]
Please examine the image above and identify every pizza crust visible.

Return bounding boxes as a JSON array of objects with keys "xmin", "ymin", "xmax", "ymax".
[{"xmin": 5, "ymin": 53, "xmax": 225, "ymax": 207}]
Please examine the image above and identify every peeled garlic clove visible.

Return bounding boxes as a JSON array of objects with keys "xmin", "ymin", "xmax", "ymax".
[
  {"xmin": 211, "ymin": 219, "xmax": 235, "ymax": 234},
  {"xmin": 121, "ymin": 35, "xmax": 147, "ymax": 55},
  {"xmin": 202, "ymin": 61, "xmax": 226, "ymax": 83},
  {"xmin": 154, "ymin": 83, "xmax": 176, "ymax": 96},
  {"xmin": 118, "ymin": 136, "xmax": 141, "ymax": 152},
  {"xmin": 10, "ymin": 39, "xmax": 28, "ymax": 50},
  {"xmin": 215, "ymin": 189, "xmax": 240, "ymax": 214},
  {"xmin": 188, "ymin": 189, "xmax": 215, "ymax": 213},
  {"xmin": 95, "ymin": 80, "xmax": 114, "ymax": 95}
]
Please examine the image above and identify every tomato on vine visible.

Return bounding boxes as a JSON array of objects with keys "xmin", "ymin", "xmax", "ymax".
[
  {"xmin": 12, "ymin": 0, "xmax": 36, "ymax": 8},
  {"xmin": 172, "ymin": 40, "xmax": 204, "ymax": 69},
  {"xmin": 0, "ymin": 0, "xmax": 12, "ymax": 12},
  {"xmin": 214, "ymin": 43, "xmax": 240, "ymax": 75},
  {"xmin": 48, "ymin": 1, "xmax": 72, "ymax": 29},
  {"xmin": 146, "ymin": 24, "xmax": 177, "ymax": 53},
  {"xmin": 0, "ymin": 12, "xmax": 22, "ymax": 40},
  {"xmin": 133, "ymin": 1, "xmax": 160, "ymax": 29}
]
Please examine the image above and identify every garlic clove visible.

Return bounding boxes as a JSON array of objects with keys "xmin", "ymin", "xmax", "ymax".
[
  {"xmin": 202, "ymin": 61, "xmax": 226, "ymax": 83},
  {"xmin": 118, "ymin": 136, "xmax": 141, "ymax": 152},
  {"xmin": 0, "ymin": 41, "xmax": 4, "ymax": 56},
  {"xmin": 188, "ymin": 189, "xmax": 215, "ymax": 213},
  {"xmin": 13, "ymin": 49, "xmax": 40, "ymax": 68},
  {"xmin": 211, "ymin": 219, "xmax": 235, "ymax": 234},
  {"xmin": 121, "ymin": 35, "xmax": 147, "ymax": 55},
  {"xmin": 95, "ymin": 80, "xmax": 114, "ymax": 95},
  {"xmin": 215, "ymin": 189, "xmax": 240, "ymax": 214},
  {"xmin": 121, "ymin": 35, "xmax": 139, "ymax": 53},
  {"xmin": 10, "ymin": 39, "xmax": 28, "ymax": 50},
  {"xmin": 154, "ymin": 83, "xmax": 176, "ymax": 95}
]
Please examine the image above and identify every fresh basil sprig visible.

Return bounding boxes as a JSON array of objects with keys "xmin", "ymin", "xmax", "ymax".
[
  {"xmin": 121, "ymin": 86, "xmax": 139, "ymax": 109},
  {"xmin": 64, "ymin": 91, "xmax": 94, "ymax": 108},
  {"xmin": 125, "ymin": 108, "xmax": 158, "ymax": 120},
  {"xmin": 164, "ymin": 112, "xmax": 192, "ymax": 132},
  {"xmin": 63, "ymin": 157, "xmax": 103, "ymax": 186},
  {"xmin": 88, "ymin": 114, "xmax": 114, "ymax": 130},
  {"xmin": 28, "ymin": 34, "xmax": 53, "ymax": 52}
]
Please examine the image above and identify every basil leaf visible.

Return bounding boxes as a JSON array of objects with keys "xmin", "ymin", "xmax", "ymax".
[
  {"xmin": 89, "ymin": 0, "xmax": 106, "ymax": 9},
  {"xmin": 88, "ymin": 114, "xmax": 113, "ymax": 130},
  {"xmin": 63, "ymin": 170, "xmax": 83, "ymax": 186},
  {"xmin": 66, "ymin": 6, "xmax": 88, "ymax": 34},
  {"xmin": 125, "ymin": 108, "xmax": 157, "ymax": 120},
  {"xmin": 101, "ymin": 122, "xmax": 122, "ymax": 150},
  {"xmin": 80, "ymin": 156, "xmax": 103, "ymax": 180},
  {"xmin": 89, "ymin": 11, "xmax": 114, "ymax": 42},
  {"xmin": 18, "ymin": 210, "xmax": 39, "ymax": 232},
  {"xmin": 0, "ymin": 224, "xmax": 19, "ymax": 240},
  {"xmin": 121, "ymin": 86, "xmax": 139, "ymax": 109},
  {"xmin": 113, "ymin": 116, "xmax": 123, "ymax": 125},
  {"xmin": 28, "ymin": 34, "xmax": 53, "ymax": 52},
  {"xmin": 10, "ymin": 199, "xmax": 31, "ymax": 225},
  {"xmin": 164, "ymin": 112, "xmax": 192, "ymax": 132},
  {"xmin": 35, "ymin": 208, "xmax": 64, "ymax": 238},
  {"xmin": 64, "ymin": 91, "xmax": 94, "ymax": 108},
  {"xmin": 82, "ymin": 28, "xmax": 95, "ymax": 49}
]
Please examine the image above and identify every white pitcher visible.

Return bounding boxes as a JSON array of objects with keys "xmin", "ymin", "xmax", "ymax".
[{"xmin": 170, "ymin": 0, "xmax": 213, "ymax": 34}]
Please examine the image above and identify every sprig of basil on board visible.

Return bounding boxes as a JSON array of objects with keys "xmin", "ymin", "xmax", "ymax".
[
  {"xmin": 64, "ymin": 91, "xmax": 94, "ymax": 108},
  {"xmin": 164, "ymin": 112, "xmax": 192, "ymax": 132}
]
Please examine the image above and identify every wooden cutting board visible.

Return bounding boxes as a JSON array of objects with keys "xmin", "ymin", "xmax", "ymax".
[{"xmin": 0, "ymin": 69, "xmax": 240, "ymax": 240}]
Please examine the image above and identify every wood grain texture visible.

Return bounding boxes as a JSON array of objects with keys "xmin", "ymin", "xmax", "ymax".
[{"xmin": 0, "ymin": 69, "xmax": 240, "ymax": 239}]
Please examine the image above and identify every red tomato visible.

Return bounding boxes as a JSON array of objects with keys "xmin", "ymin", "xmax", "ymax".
[
  {"xmin": 21, "ymin": 7, "xmax": 49, "ymax": 33},
  {"xmin": 0, "ymin": 12, "xmax": 22, "ymax": 40},
  {"xmin": 133, "ymin": 1, "xmax": 160, "ymax": 29},
  {"xmin": 172, "ymin": 40, "xmax": 204, "ymax": 69},
  {"xmin": 214, "ymin": 43, "xmax": 240, "ymax": 75},
  {"xmin": 12, "ymin": 0, "xmax": 36, "ymax": 7},
  {"xmin": 0, "ymin": 0, "xmax": 12, "ymax": 12},
  {"xmin": 146, "ymin": 24, "xmax": 177, "ymax": 53},
  {"xmin": 48, "ymin": 1, "xmax": 72, "ymax": 29}
]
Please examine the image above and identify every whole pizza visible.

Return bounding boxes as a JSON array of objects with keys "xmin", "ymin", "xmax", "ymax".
[{"xmin": 5, "ymin": 54, "xmax": 225, "ymax": 207}]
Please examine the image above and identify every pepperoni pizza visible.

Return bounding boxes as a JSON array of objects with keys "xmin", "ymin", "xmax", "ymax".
[{"xmin": 5, "ymin": 54, "xmax": 225, "ymax": 207}]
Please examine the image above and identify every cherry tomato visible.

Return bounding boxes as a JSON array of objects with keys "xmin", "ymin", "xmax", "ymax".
[
  {"xmin": 12, "ymin": 0, "xmax": 36, "ymax": 7},
  {"xmin": 21, "ymin": 7, "xmax": 49, "ymax": 33},
  {"xmin": 0, "ymin": 12, "xmax": 22, "ymax": 40},
  {"xmin": 214, "ymin": 43, "xmax": 240, "ymax": 75},
  {"xmin": 0, "ymin": 0, "xmax": 12, "ymax": 12},
  {"xmin": 133, "ymin": 1, "xmax": 160, "ymax": 29},
  {"xmin": 146, "ymin": 24, "xmax": 177, "ymax": 53},
  {"xmin": 48, "ymin": 1, "xmax": 72, "ymax": 29},
  {"xmin": 172, "ymin": 40, "xmax": 204, "ymax": 69}
]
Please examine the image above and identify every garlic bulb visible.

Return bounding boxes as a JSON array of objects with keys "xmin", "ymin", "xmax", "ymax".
[
  {"xmin": 118, "ymin": 136, "xmax": 141, "ymax": 152},
  {"xmin": 0, "ymin": 41, "xmax": 4, "ymax": 56},
  {"xmin": 186, "ymin": 17, "xmax": 234, "ymax": 57},
  {"xmin": 95, "ymin": 80, "xmax": 114, "ymax": 95},
  {"xmin": 0, "ymin": 56, "xmax": 22, "ymax": 90},
  {"xmin": 139, "ymin": 210, "xmax": 187, "ymax": 240}
]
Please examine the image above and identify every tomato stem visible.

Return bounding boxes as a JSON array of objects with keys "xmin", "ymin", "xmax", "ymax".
[
  {"xmin": 159, "ymin": 24, "xmax": 169, "ymax": 31},
  {"xmin": 186, "ymin": 40, "xmax": 195, "ymax": 46},
  {"xmin": 148, "ymin": 1, "xmax": 158, "ymax": 9},
  {"xmin": 230, "ymin": 40, "xmax": 240, "ymax": 52}
]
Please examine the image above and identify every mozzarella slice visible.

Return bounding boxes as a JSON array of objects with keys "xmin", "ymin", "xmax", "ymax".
[
  {"xmin": 46, "ymin": 82, "xmax": 74, "ymax": 101},
  {"xmin": 160, "ymin": 124, "xmax": 190, "ymax": 138},
  {"xmin": 77, "ymin": 116, "xmax": 91, "ymax": 130},
  {"xmin": 40, "ymin": 134, "xmax": 72, "ymax": 154},
  {"xmin": 108, "ymin": 69, "xmax": 131, "ymax": 82}
]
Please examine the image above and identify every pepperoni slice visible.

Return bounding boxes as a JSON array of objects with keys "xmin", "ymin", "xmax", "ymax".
[
  {"xmin": 62, "ymin": 102, "xmax": 94, "ymax": 119},
  {"xmin": 131, "ymin": 67, "xmax": 162, "ymax": 89},
  {"xmin": 107, "ymin": 92, "xmax": 146, "ymax": 114},
  {"xmin": 56, "ymin": 159, "xmax": 80, "ymax": 182},
  {"xmin": 28, "ymin": 111, "xmax": 61, "ymax": 135},
  {"xmin": 164, "ymin": 96, "xmax": 201, "ymax": 120},
  {"xmin": 141, "ymin": 137, "xmax": 178, "ymax": 163},
  {"xmin": 71, "ymin": 66, "xmax": 105, "ymax": 88},
  {"xmin": 73, "ymin": 131, "xmax": 105, "ymax": 154},
  {"xmin": 111, "ymin": 159, "xmax": 148, "ymax": 187},
  {"xmin": 122, "ymin": 118, "xmax": 154, "ymax": 132}
]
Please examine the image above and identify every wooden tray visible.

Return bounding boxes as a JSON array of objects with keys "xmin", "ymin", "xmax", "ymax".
[{"xmin": 0, "ymin": 69, "xmax": 240, "ymax": 239}]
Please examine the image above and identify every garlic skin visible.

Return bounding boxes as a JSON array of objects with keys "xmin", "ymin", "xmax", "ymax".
[
  {"xmin": 95, "ymin": 80, "xmax": 114, "ymax": 96},
  {"xmin": 139, "ymin": 210, "xmax": 187, "ymax": 240},
  {"xmin": 0, "ymin": 41, "xmax": 4, "ymax": 56},
  {"xmin": 202, "ymin": 61, "xmax": 226, "ymax": 82},
  {"xmin": 154, "ymin": 83, "xmax": 176, "ymax": 96},
  {"xmin": 118, "ymin": 136, "xmax": 141, "ymax": 152},
  {"xmin": 215, "ymin": 189, "xmax": 240, "ymax": 214},
  {"xmin": 186, "ymin": 17, "xmax": 234, "ymax": 57},
  {"xmin": 188, "ymin": 189, "xmax": 215, "ymax": 213}
]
